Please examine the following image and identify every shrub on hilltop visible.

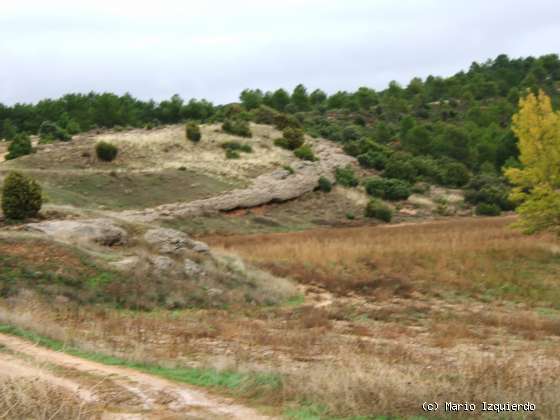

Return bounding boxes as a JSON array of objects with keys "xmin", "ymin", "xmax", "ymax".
[
  {"xmin": 95, "ymin": 142, "xmax": 118, "ymax": 162},
  {"xmin": 252, "ymin": 105, "xmax": 279, "ymax": 125},
  {"xmin": 186, "ymin": 122, "xmax": 201, "ymax": 142},
  {"xmin": 222, "ymin": 119, "xmax": 252, "ymax": 137}
]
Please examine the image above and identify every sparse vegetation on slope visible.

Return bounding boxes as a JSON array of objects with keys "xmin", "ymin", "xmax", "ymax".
[{"xmin": 2, "ymin": 218, "xmax": 559, "ymax": 419}]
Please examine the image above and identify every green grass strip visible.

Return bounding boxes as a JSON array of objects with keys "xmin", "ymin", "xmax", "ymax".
[{"xmin": 0, "ymin": 323, "xmax": 278, "ymax": 390}]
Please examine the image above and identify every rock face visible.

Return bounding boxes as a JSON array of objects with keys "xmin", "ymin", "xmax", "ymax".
[
  {"xmin": 143, "ymin": 228, "xmax": 209, "ymax": 254},
  {"xmin": 25, "ymin": 219, "xmax": 128, "ymax": 246},
  {"xmin": 149, "ymin": 255, "xmax": 176, "ymax": 275},
  {"xmin": 120, "ymin": 139, "xmax": 355, "ymax": 222},
  {"xmin": 183, "ymin": 258, "xmax": 203, "ymax": 277}
]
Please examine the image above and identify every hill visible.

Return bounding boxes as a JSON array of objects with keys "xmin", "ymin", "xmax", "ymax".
[{"xmin": 1, "ymin": 53, "xmax": 560, "ymax": 419}]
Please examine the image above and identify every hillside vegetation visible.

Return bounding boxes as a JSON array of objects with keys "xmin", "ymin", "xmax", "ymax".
[
  {"xmin": 2, "ymin": 53, "xmax": 559, "ymax": 218},
  {"xmin": 1, "ymin": 53, "xmax": 560, "ymax": 419}
]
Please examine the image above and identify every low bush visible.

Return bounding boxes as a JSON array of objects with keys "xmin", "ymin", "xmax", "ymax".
[
  {"xmin": 186, "ymin": 122, "xmax": 201, "ymax": 142},
  {"xmin": 38, "ymin": 121, "xmax": 70, "ymax": 142},
  {"xmin": 317, "ymin": 176, "xmax": 332, "ymax": 192},
  {"xmin": 221, "ymin": 141, "xmax": 252, "ymax": 153},
  {"xmin": 226, "ymin": 149, "xmax": 240, "ymax": 159},
  {"xmin": 222, "ymin": 141, "xmax": 252, "ymax": 159},
  {"xmin": 357, "ymin": 151, "xmax": 388, "ymax": 170},
  {"xmin": 5, "ymin": 134, "xmax": 32, "ymax": 160},
  {"xmin": 410, "ymin": 155, "xmax": 442, "ymax": 182},
  {"xmin": 274, "ymin": 113, "xmax": 302, "ymax": 130},
  {"xmin": 476, "ymin": 203, "xmax": 501, "ymax": 216},
  {"xmin": 95, "ymin": 142, "xmax": 118, "ymax": 162},
  {"xmin": 364, "ymin": 177, "xmax": 411, "ymax": 201},
  {"xmin": 464, "ymin": 174, "xmax": 513, "ymax": 210},
  {"xmin": 222, "ymin": 119, "xmax": 252, "ymax": 137},
  {"xmin": 277, "ymin": 128, "xmax": 305, "ymax": 150},
  {"xmin": 1, "ymin": 171, "xmax": 42, "ymax": 220},
  {"xmin": 439, "ymin": 161, "xmax": 471, "ymax": 187},
  {"xmin": 273, "ymin": 138, "xmax": 289, "ymax": 149},
  {"xmin": 335, "ymin": 165, "xmax": 359, "ymax": 187},
  {"xmin": 364, "ymin": 199, "xmax": 393, "ymax": 222},
  {"xmin": 252, "ymin": 105, "xmax": 279, "ymax": 125},
  {"xmin": 283, "ymin": 165, "xmax": 295, "ymax": 174},
  {"xmin": 294, "ymin": 144, "xmax": 316, "ymax": 161},
  {"xmin": 383, "ymin": 155, "xmax": 418, "ymax": 182}
]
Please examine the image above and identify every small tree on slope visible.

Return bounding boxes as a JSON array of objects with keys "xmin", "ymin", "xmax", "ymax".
[
  {"xmin": 1, "ymin": 172, "xmax": 43, "ymax": 220},
  {"xmin": 505, "ymin": 90, "xmax": 560, "ymax": 235}
]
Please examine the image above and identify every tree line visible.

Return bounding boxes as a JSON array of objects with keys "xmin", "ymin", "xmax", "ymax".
[{"xmin": 1, "ymin": 53, "xmax": 559, "ymax": 176}]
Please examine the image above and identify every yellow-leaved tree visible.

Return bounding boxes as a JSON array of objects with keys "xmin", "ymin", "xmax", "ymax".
[{"xmin": 505, "ymin": 90, "xmax": 560, "ymax": 234}]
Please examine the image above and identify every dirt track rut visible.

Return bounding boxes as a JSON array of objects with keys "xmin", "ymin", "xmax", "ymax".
[{"xmin": 0, "ymin": 333, "xmax": 273, "ymax": 419}]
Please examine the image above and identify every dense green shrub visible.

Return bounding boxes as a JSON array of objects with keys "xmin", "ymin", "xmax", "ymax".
[
  {"xmin": 294, "ymin": 144, "xmax": 316, "ymax": 161},
  {"xmin": 464, "ymin": 174, "xmax": 513, "ymax": 210},
  {"xmin": 342, "ymin": 125, "xmax": 361, "ymax": 142},
  {"xmin": 317, "ymin": 176, "xmax": 332, "ymax": 192},
  {"xmin": 357, "ymin": 151, "xmax": 388, "ymax": 170},
  {"xmin": 5, "ymin": 134, "xmax": 32, "ymax": 160},
  {"xmin": 186, "ymin": 122, "xmax": 201, "ymax": 142},
  {"xmin": 364, "ymin": 177, "xmax": 411, "ymax": 201},
  {"xmin": 1, "ymin": 171, "xmax": 42, "ymax": 220},
  {"xmin": 95, "ymin": 142, "xmax": 118, "ymax": 162},
  {"xmin": 410, "ymin": 156, "xmax": 442, "ymax": 182},
  {"xmin": 273, "ymin": 113, "xmax": 301, "ymax": 130},
  {"xmin": 335, "ymin": 165, "xmax": 359, "ymax": 187},
  {"xmin": 64, "ymin": 119, "xmax": 81, "ymax": 135},
  {"xmin": 38, "ymin": 121, "xmax": 70, "ymax": 142},
  {"xmin": 364, "ymin": 199, "xmax": 393, "ymax": 222},
  {"xmin": 1, "ymin": 119, "xmax": 17, "ymax": 140},
  {"xmin": 252, "ymin": 105, "xmax": 279, "ymax": 125},
  {"xmin": 439, "ymin": 161, "xmax": 471, "ymax": 187},
  {"xmin": 281, "ymin": 128, "xmax": 305, "ymax": 150},
  {"xmin": 383, "ymin": 156, "xmax": 418, "ymax": 182},
  {"xmin": 222, "ymin": 119, "xmax": 252, "ymax": 137},
  {"xmin": 475, "ymin": 203, "xmax": 501, "ymax": 216}
]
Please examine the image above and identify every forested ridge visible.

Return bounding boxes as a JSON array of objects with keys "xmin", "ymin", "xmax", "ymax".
[{"xmin": 2, "ymin": 53, "xmax": 559, "ymax": 182}]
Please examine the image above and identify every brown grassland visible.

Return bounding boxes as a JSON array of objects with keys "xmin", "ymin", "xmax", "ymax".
[{"xmin": 2, "ymin": 216, "xmax": 560, "ymax": 418}]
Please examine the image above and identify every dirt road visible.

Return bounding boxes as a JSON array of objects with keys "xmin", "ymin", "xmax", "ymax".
[{"xmin": 0, "ymin": 333, "xmax": 273, "ymax": 419}]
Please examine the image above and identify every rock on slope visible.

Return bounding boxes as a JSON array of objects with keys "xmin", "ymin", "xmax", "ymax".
[{"xmin": 118, "ymin": 139, "xmax": 355, "ymax": 222}]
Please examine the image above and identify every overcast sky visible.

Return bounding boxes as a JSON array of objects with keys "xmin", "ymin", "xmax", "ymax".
[{"xmin": 1, "ymin": 0, "xmax": 559, "ymax": 105}]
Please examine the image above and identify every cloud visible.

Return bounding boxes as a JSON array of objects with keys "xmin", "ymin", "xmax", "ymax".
[{"xmin": 0, "ymin": 0, "xmax": 559, "ymax": 105}]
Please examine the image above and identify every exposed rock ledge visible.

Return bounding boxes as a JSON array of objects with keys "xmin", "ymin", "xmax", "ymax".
[{"xmin": 117, "ymin": 140, "xmax": 355, "ymax": 223}]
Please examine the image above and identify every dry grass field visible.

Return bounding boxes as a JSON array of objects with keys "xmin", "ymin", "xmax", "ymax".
[{"xmin": 2, "ymin": 216, "xmax": 560, "ymax": 418}]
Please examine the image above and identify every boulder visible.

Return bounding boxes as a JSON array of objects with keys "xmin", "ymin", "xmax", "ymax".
[
  {"xmin": 149, "ymin": 255, "xmax": 176, "ymax": 275},
  {"xmin": 25, "ymin": 219, "xmax": 127, "ymax": 246},
  {"xmin": 143, "ymin": 228, "xmax": 209, "ymax": 254},
  {"xmin": 184, "ymin": 258, "xmax": 203, "ymax": 277}
]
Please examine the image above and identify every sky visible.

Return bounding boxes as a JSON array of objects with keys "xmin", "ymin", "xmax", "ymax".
[{"xmin": 1, "ymin": 0, "xmax": 559, "ymax": 105}]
